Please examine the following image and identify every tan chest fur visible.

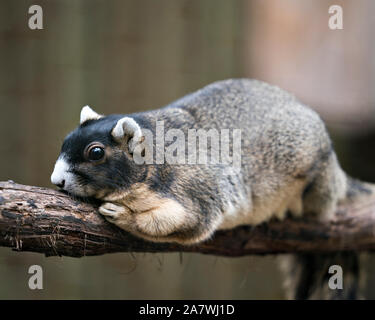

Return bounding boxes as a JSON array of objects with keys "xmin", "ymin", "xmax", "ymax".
[{"xmin": 102, "ymin": 183, "xmax": 194, "ymax": 241}]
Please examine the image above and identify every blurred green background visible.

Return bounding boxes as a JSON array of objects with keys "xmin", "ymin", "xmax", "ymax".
[{"xmin": 1, "ymin": 0, "xmax": 375, "ymax": 299}]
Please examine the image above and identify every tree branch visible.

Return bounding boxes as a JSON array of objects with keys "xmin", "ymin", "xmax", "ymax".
[{"xmin": 1, "ymin": 180, "xmax": 375, "ymax": 258}]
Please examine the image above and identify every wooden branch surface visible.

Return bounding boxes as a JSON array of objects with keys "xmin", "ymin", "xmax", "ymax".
[{"xmin": 1, "ymin": 181, "xmax": 375, "ymax": 258}]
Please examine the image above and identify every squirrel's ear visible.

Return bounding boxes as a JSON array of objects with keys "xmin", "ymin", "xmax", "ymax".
[
  {"xmin": 111, "ymin": 117, "xmax": 143, "ymax": 153},
  {"xmin": 80, "ymin": 105, "xmax": 103, "ymax": 124}
]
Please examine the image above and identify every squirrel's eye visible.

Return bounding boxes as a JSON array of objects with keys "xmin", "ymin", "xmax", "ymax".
[{"xmin": 88, "ymin": 146, "xmax": 105, "ymax": 161}]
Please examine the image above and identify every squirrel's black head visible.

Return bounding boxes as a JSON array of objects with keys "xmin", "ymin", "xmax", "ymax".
[{"xmin": 51, "ymin": 106, "xmax": 147, "ymax": 199}]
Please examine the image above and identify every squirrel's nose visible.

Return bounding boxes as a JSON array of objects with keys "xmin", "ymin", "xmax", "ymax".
[
  {"xmin": 51, "ymin": 157, "xmax": 70, "ymax": 189},
  {"xmin": 51, "ymin": 173, "xmax": 65, "ymax": 189},
  {"xmin": 55, "ymin": 179, "xmax": 65, "ymax": 189}
]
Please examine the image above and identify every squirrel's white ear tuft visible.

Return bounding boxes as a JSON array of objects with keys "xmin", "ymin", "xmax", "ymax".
[
  {"xmin": 111, "ymin": 117, "xmax": 143, "ymax": 153},
  {"xmin": 80, "ymin": 105, "xmax": 103, "ymax": 124}
]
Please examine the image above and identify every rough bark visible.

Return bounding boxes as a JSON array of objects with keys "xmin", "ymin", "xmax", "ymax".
[{"xmin": 1, "ymin": 180, "xmax": 375, "ymax": 258}]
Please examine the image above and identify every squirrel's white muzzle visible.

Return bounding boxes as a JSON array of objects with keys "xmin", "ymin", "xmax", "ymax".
[{"xmin": 51, "ymin": 156, "xmax": 72, "ymax": 189}]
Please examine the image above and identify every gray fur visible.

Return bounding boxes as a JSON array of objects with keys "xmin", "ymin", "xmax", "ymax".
[{"xmin": 145, "ymin": 78, "xmax": 350, "ymax": 229}]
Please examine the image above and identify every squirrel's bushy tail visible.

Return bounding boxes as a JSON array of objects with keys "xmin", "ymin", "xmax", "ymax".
[
  {"xmin": 281, "ymin": 252, "xmax": 361, "ymax": 299},
  {"xmin": 281, "ymin": 175, "xmax": 374, "ymax": 300},
  {"xmin": 345, "ymin": 175, "xmax": 375, "ymax": 202}
]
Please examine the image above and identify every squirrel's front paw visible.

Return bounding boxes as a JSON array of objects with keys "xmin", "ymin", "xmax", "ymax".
[
  {"xmin": 98, "ymin": 199, "xmax": 203, "ymax": 244},
  {"xmin": 99, "ymin": 202, "xmax": 128, "ymax": 223}
]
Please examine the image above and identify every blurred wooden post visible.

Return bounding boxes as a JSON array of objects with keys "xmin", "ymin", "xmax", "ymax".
[{"xmin": 243, "ymin": 0, "xmax": 375, "ymax": 133}]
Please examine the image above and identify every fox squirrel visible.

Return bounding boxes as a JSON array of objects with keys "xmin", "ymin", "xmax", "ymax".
[{"xmin": 51, "ymin": 79, "xmax": 373, "ymax": 299}]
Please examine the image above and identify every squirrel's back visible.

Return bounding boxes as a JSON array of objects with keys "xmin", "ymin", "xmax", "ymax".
[{"xmin": 158, "ymin": 79, "xmax": 337, "ymax": 226}]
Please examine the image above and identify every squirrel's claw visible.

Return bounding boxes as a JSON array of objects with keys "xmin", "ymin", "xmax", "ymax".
[{"xmin": 99, "ymin": 202, "xmax": 126, "ymax": 219}]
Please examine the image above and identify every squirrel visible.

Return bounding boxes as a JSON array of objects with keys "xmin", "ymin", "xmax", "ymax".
[{"xmin": 51, "ymin": 79, "xmax": 374, "ymax": 299}]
